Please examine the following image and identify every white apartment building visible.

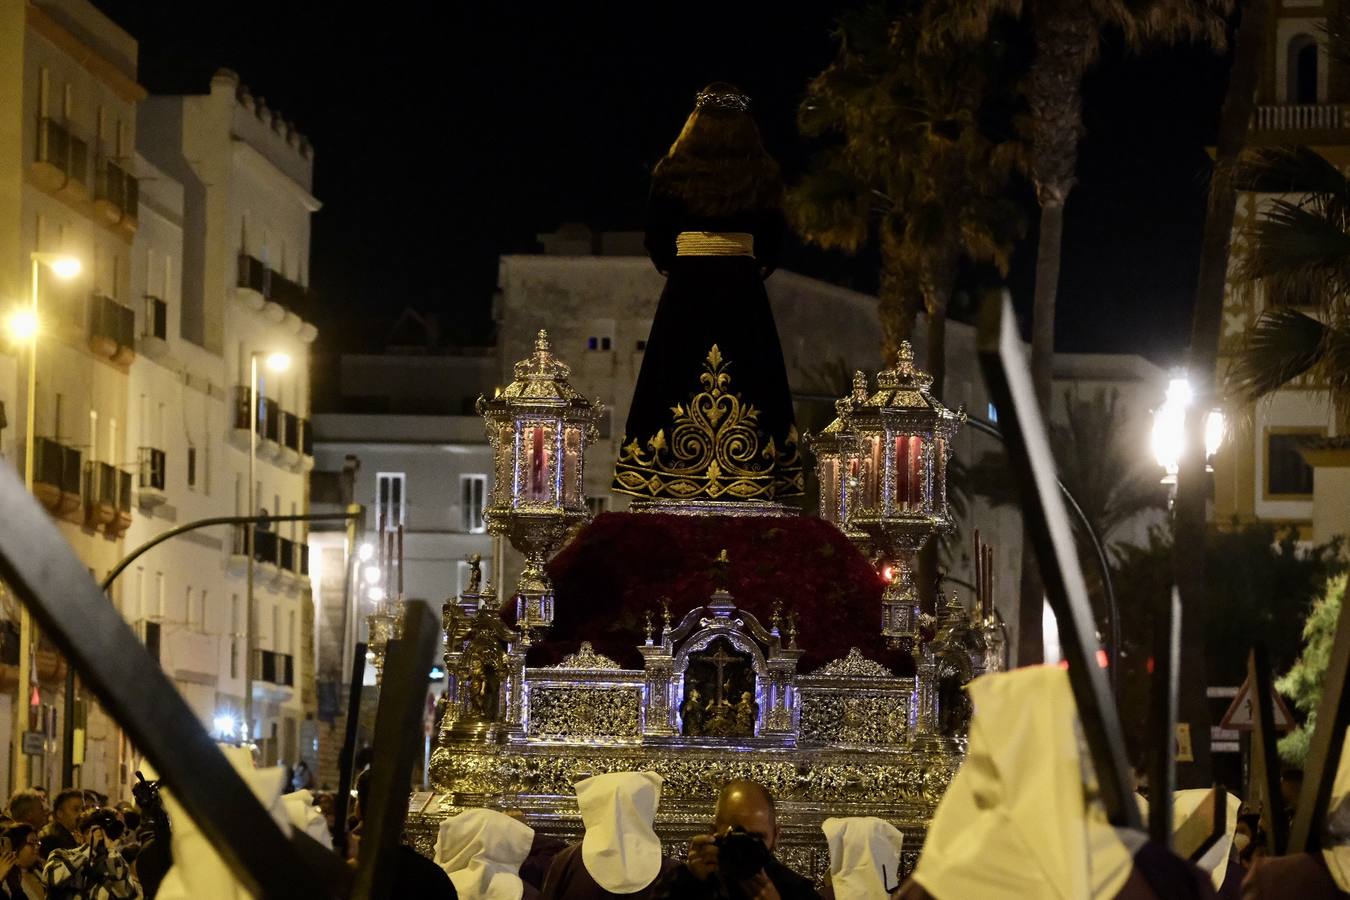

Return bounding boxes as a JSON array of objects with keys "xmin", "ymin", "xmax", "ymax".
[
  {"xmin": 0, "ymin": 0, "xmax": 146, "ymax": 795},
  {"xmin": 134, "ymin": 69, "xmax": 320, "ymax": 778}
]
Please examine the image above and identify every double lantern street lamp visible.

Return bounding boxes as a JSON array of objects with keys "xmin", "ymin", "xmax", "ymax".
[
  {"xmin": 7, "ymin": 252, "xmax": 81, "ymax": 791},
  {"xmin": 1150, "ymin": 373, "xmax": 1225, "ymax": 491},
  {"xmin": 477, "ymin": 330, "xmax": 603, "ymax": 636}
]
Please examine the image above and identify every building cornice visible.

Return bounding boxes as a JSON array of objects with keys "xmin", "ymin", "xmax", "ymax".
[
  {"xmin": 26, "ymin": 4, "xmax": 146, "ymax": 104},
  {"xmin": 230, "ymin": 139, "xmax": 322, "ymax": 213}
]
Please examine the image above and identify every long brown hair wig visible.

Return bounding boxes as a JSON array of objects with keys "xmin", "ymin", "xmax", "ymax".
[{"xmin": 652, "ymin": 82, "xmax": 782, "ymax": 217}]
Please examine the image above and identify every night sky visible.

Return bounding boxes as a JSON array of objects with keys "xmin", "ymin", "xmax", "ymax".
[{"xmin": 93, "ymin": 1, "xmax": 1231, "ymax": 364}]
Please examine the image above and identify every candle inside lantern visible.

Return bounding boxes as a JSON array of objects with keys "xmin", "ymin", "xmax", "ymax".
[
  {"xmin": 895, "ymin": 435, "xmax": 924, "ymax": 510},
  {"xmin": 563, "ymin": 427, "xmax": 582, "ymax": 505},
  {"xmin": 526, "ymin": 425, "xmax": 550, "ymax": 500},
  {"xmin": 863, "ymin": 437, "xmax": 882, "ymax": 507}
]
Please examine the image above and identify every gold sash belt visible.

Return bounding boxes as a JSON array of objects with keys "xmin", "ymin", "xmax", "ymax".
[{"xmin": 675, "ymin": 231, "xmax": 754, "ymax": 257}]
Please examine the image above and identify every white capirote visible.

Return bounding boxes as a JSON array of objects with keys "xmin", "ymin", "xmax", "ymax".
[
  {"xmin": 435, "ymin": 808, "xmax": 536, "ymax": 900},
  {"xmin": 822, "ymin": 816, "xmax": 904, "ymax": 899},
  {"xmin": 911, "ymin": 665, "xmax": 1144, "ymax": 900},
  {"xmin": 576, "ymin": 771, "xmax": 665, "ymax": 894}
]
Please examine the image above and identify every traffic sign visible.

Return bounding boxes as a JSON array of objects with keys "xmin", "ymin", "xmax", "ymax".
[
  {"xmin": 21, "ymin": 731, "xmax": 44, "ymax": 756},
  {"xmin": 1219, "ymin": 673, "xmax": 1296, "ymax": 732}
]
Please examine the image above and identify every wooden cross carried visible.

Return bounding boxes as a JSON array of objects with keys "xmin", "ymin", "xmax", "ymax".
[
  {"xmin": 977, "ymin": 293, "xmax": 1142, "ymax": 830},
  {"xmin": 0, "ymin": 460, "xmax": 436, "ymax": 899}
]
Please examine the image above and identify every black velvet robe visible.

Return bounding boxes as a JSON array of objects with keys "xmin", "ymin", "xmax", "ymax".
[{"xmin": 612, "ymin": 191, "xmax": 802, "ymax": 505}]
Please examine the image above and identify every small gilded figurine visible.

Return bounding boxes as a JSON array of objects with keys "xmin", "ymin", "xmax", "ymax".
[
  {"xmin": 464, "ymin": 553, "xmax": 483, "ymax": 595},
  {"xmin": 680, "ymin": 688, "xmax": 705, "ymax": 737}
]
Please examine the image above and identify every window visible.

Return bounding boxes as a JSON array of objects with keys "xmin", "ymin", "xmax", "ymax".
[
  {"xmin": 375, "ymin": 472, "xmax": 406, "ymax": 529},
  {"xmin": 461, "ymin": 474, "xmax": 487, "ymax": 533},
  {"xmin": 1266, "ymin": 431, "xmax": 1319, "ymax": 497},
  {"xmin": 635, "ymin": 339, "xmax": 647, "ymax": 351},
  {"xmin": 187, "ymin": 446, "xmax": 197, "ymax": 489},
  {"xmin": 1288, "ymin": 34, "xmax": 1319, "ymax": 104},
  {"xmin": 230, "ymin": 594, "xmax": 240, "ymax": 679},
  {"xmin": 199, "ymin": 590, "xmax": 208, "ymax": 632},
  {"xmin": 155, "ymin": 572, "xmax": 165, "ymax": 618}
]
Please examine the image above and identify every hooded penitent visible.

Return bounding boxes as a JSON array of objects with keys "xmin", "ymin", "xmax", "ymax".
[
  {"xmin": 910, "ymin": 666, "xmax": 1143, "ymax": 900},
  {"xmin": 1323, "ymin": 730, "xmax": 1350, "ymax": 891},
  {"xmin": 436, "ymin": 808, "xmax": 536, "ymax": 900},
  {"xmin": 1169, "ymin": 789, "xmax": 1243, "ymax": 893},
  {"xmin": 823, "ymin": 816, "xmax": 904, "ymax": 899},
  {"xmin": 281, "ymin": 789, "xmax": 332, "ymax": 850},
  {"xmin": 151, "ymin": 744, "xmax": 293, "ymax": 900},
  {"xmin": 576, "ymin": 771, "xmax": 665, "ymax": 894}
]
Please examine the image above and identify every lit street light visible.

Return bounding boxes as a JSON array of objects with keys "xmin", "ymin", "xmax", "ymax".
[
  {"xmin": 363, "ymin": 565, "xmax": 382, "ymax": 585},
  {"xmin": 14, "ymin": 251, "xmax": 80, "ymax": 791},
  {"xmin": 357, "ymin": 542, "xmax": 374, "ymax": 562},
  {"xmin": 1152, "ymin": 374, "xmax": 1225, "ymax": 487}
]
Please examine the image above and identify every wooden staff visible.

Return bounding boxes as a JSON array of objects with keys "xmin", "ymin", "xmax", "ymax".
[
  {"xmin": 1250, "ymin": 644, "xmax": 1288, "ymax": 854},
  {"xmin": 977, "ymin": 293, "xmax": 1141, "ymax": 830}
]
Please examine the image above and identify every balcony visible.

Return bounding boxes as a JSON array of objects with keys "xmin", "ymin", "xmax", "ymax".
[
  {"xmin": 228, "ymin": 524, "xmax": 308, "ymax": 582},
  {"xmin": 231, "ymin": 387, "xmax": 313, "ymax": 469},
  {"xmin": 1250, "ymin": 104, "xmax": 1350, "ymax": 147},
  {"xmin": 143, "ymin": 295, "xmax": 167, "ymax": 341},
  {"xmin": 234, "ymin": 253, "xmax": 318, "ymax": 341},
  {"xmin": 84, "ymin": 461, "xmax": 132, "ymax": 535},
  {"xmin": 88, "ymin": 294, "xmax": 136, "ymax": 365},
  {"xmin": 31, "ymin": 437, "xmax": 82, "ymax": 517},
  {"xmin": 138, "ymin": 446, "xmax": 166, "ymax": 507},
  {"xmin": 93, "ymin": 157, "xmax": 138, "ymax": 234},
  {"xmin": 255, "ymin": 649, "xmax": 295, "ymax": 688},
  {"xmin": 31, "ymin": 117, "xmax": 88, "ymax": 201}
]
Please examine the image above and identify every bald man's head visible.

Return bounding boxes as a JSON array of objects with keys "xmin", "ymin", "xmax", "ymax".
[{"xmin": 713, "ymin": 780, "xmax": 778, "ymax": 851}]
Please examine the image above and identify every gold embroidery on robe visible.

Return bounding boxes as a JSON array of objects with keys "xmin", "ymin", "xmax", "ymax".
[{"xmin": 614, "ymin": 345, "xmax": 804, "ymax": 501}]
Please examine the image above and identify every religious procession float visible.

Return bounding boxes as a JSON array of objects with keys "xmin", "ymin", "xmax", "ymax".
[{"xmin": 372, "ymin": 85, "xmax": 1008, "ymax": 881}]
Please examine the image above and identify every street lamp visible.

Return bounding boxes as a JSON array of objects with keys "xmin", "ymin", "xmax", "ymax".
[
  {"xmin": 12, "ymin": 252, "xmax": 80, "ymax": 791},
  {"xmin": 1151, "ymin": 374, "xmax": 1225, "ymax": 487},
  {"xmin": 244, "ymin": 349, "xmax": 292, "ymax": 744}
]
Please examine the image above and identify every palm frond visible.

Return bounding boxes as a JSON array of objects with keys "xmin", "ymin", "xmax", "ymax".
[
  {"xmin": 785, "ymin": 163, "xmax": 873, "ymax": 253},
  {"xmin": 1224, "ymin": 308, "xmax": 1328, "ymax": 402},
  {"xmin": 1237, "ymin": 200, "xmax": 1350, "ymax": 310}
]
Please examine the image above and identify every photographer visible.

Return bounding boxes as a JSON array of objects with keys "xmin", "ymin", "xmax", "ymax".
[
  {"xmin": 658, "ymin": 781, "xmax": 818, "ymax": 900},
  {"xmin": 130, "ymin": 772, "xmax": 169, "ymax": 900},
  {"xmin": 42, "ymin": 808, "xmax": 137, "ymax": 900}
]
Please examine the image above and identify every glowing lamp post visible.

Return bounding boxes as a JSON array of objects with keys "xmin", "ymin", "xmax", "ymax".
[
  {"xmin": 834, "ymin": 343, "xmax": 964, "ymax": 650},
  {"xmin": 1151, "ymin": 374, "xmax": 1225, "ymax": 490},
  {"xmin": 477, "ymin": 330, "xmax": 602, "ymax": 634}
]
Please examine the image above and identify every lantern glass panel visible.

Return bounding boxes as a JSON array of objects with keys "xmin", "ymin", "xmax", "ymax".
[
  {"xmin": 563, "ymin": 426, "xmax": 583, "ymax": 506},
  {"xmin": 894, "ymin": 433, "xmax": 925, "ymax": 513},
  {"xmin": 863, "ymin": 436, "xmax": 882, "ymax": 508},
  {"xmin": 494, "ymin": 422, "xmax": 514, "ymax": 506},
  {"xmin": 521, "ymin": 421, "xmax": 558, "ymax": 505}
]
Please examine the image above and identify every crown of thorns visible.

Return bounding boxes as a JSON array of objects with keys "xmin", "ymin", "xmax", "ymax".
[{"xmin": 695, "ymin": 89, "xmax": 751, "ymax": 112}]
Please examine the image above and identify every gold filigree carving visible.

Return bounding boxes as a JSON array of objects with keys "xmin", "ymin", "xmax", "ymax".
[
  {"xmin": 615, "ymin": 346, "xmax": 803, "ymax": 501},
  {"xmin": 526, "ymin": 686, "xmax": 642, "ymax": 743}
]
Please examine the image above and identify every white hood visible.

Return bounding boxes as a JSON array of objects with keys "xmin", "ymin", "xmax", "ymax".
[
  {"xmin": 1323, "ymin": 729, "xmax": 1350, "ymax": 891},
  {"xmin": 150, "ymin": 743, "xmax": 292, "ymax": 900},
  {"xmin": 912, "ymin": 666, "xmax": 1142, "ymax": 900},
  {"xmin": 822, "ymin": 816, "xmax": 904, "ymax": 899},
  {"xmin": 1168, "ymin": 789, "xmax": 1241, "ymax": 892},
  {"xmin": 435, "ymin": 808, "xmax": 535, "ymax": 900},
  {"xmin": 576, "ymin": 771, "xmax": 664, "ymax": 894},
  {"xmin": 282, "ymin": 789, "xmax": 332, "ymax": 850}
]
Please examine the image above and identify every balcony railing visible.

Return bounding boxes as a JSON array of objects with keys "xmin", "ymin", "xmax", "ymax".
[
  {"xmin": 85, "ymin": 461, "xmax": 131, "ymax": 512},
  {"xmin": 138, "ymin": 447, "xmax": 166, "ymax": 491},
  {"xmin": 95, "ymin": 158, "xmax": 138, "ymax": 214},
  {"xmin": 235, "ymin": 253, "xmax": 315, "ymax": 317},
  {"xmin": 89, "ymin": 293, "xmax": 135, "ymax": 350},
  {"xmin": 232, "ymin": 524, "xmax": 308, "ymax": 577},
  {"xmin": 34, "ymin": 117, "xmax": 87, "ymax": 185},
  {"xmin": 144, "ymin": 295, "xmax": 167, "ymax": 340},
  {"xmin": 256, "ymin": 650, "xmax": 295, "ymax": 687},
  {"xmin": 1253, "ymin": 104, "xmax": 1348, "ymax": 132},
  {"xmin": 233, "ymin": 387, "xmax": 312, "ymax": 460},
  {"xmin": 33, "ymin": 437, "xmax": 82, "ymax": 496}
]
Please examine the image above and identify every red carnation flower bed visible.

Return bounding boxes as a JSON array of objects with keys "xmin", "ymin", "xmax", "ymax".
[{"xmin": 529, "ymin": 512, "xmax": 912, "ymax": 675}]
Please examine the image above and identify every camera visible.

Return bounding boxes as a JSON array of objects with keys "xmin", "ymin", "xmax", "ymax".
[
  {"xmin": 132, "ymin": 772, "xmax": 163, "ymax": 817},
  {"xmin": 715, "ymin": 826, "xmax": 772, "ymax": 883}
]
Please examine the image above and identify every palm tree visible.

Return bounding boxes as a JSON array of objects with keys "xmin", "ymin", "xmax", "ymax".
[
  {"xmin": 787, "ymin": 3, "xmax": 1023, "ymax": 397},
  {"xmin": 944, "ymin": 0, "xmax": 1229, "ymax": 665},
  {"xmin": 1227, "ymin": 145, "xmax": 1350, "ymax": 419}
]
